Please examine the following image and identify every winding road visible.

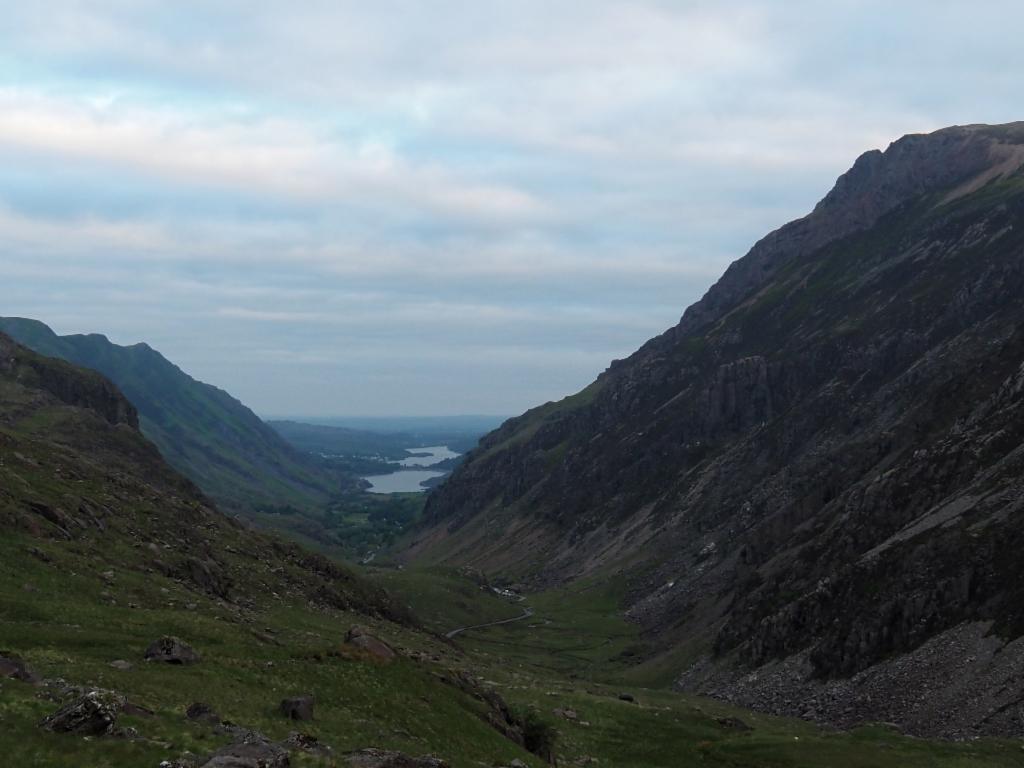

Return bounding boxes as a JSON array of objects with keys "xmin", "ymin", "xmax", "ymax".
[{"xmin": 445, "ymin": 607, "xmax": 535, "ymax": 639}]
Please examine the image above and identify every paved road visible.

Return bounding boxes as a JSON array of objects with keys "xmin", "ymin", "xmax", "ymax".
[{"xmin": 445, "ymin": 607, "xmax": 535, "ymax": 639}]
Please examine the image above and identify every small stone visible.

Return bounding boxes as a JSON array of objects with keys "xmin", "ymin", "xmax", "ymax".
[{"xmin": 109, "ymin": 660, "xmax": 133, "ymax": 671}]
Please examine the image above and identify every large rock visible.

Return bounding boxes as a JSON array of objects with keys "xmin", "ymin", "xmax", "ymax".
[
  {"xmin": 279, "ymin": 694, "xmax": 314, "ymax": 721},
  {"xmin": 0, "ymin": 653, "xmax": 41, "ymax": 684},
  {"xmin": 345, "ymin": 749, "xmax": 448, "ymax": 768},
  {"xmin": 145, "ymin": 636, "xmax": 201, "ymax": 665},
  {"xmin": 40, "ymin": 690, "xmax": 125, "ymax": 736},
  {"xmin": 345, "ymin": 626, "xmax": 396, "ymax": 660}
]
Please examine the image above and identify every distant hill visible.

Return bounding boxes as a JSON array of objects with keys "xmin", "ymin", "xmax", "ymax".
[
  {"xmin": 268, "ymin": 420, "xmax": 417, "ymax": 461},
  {"xmin": 0, "ymin": 317, "xmax": 349, "ymax": 517},
  {"xmin": 274, "ymin": 415, "xmax": 506, "ymax": 454},
  {"xmin": 268, "ymin": 416, "xmax": 502, "ymax": 460}
]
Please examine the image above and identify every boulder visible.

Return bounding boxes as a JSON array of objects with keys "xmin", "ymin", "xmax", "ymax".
[
  {"xmin": 0, "ymin": 653, "xmax": 41, "ymax": 684},
  {"xmin": 280, "ymin": 695, "xmax": 314, "ymax": 721},
  {"xmin": 345, "ymin": 749, "xmax": 449, "ymax": 768},
  {"xmin": 145, "ymin": 636, "xmax": 201, "ymax": 665},
  {"xmin": 553, "ymin": 707, "xmax": 578, "ymax": 721},
  {"xmin": 40, "ymin": 690, "xmax": 125, "ymax": 736},
  {"xmin": 617, "ymin": 693, "xmax": 635, "ymax": 703},
  {"xmin": 109, "ymin": 659, "xmax": 133, "ymax": 671},
  {"xmin": 345, "ymin": 626, "xmax": 396, "ymax": 660}
]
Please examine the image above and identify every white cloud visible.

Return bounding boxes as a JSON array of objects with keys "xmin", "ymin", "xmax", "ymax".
[{"xmin": 4, "ymin": 1, "xmax": 1024, "ymax": 414}]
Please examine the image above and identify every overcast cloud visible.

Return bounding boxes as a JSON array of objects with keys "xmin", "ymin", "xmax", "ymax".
[{"xmin": 3, "ymin": 1, "xmax": 1022, "ymax": 416}]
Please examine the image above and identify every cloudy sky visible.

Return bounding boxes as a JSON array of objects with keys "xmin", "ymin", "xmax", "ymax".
[{"xmin": 2, "ymin": 2, "xmax": 1022, "ymax": 416}]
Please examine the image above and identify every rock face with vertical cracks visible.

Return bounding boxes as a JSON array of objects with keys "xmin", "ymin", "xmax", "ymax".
[{"xmin": 409, "ymin": 123, "xmax": 1024, "ymax": 737}]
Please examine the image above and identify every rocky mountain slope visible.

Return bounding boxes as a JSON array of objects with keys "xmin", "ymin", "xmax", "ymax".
[
  {"xmin": 0, "ymin": 317, "xmax": 352, "ymax": 517},
  {"xmin": 407, "ymin": 122, "xmax": 1024, "ymax": 736}
]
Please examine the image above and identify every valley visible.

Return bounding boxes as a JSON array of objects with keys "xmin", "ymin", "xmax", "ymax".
[{"xmin": 6, "ymin": 122, "xmax": 1024, "ymax": 766}]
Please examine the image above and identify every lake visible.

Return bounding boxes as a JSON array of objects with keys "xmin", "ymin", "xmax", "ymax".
[
  {"xmin": 363, "ymin": 445, "xmax": 461, "ymax": 493},
  {"xmin": 363, "ymin": 469, "xmax": 447, "ymax": 494}
]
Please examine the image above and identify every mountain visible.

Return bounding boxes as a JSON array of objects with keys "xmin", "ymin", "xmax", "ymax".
[
  {"xmin": 407, "ymin": 122, "xmax": 1024, "ymax": 736},
  {"xmin": 0, "ymin": 317, "xmax": 351, "ymax": 517}
]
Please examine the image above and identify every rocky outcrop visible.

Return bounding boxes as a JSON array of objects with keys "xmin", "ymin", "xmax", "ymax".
[
  {"xmin": 40, "ymin": 690, "xmax": 126, "ymax": 736},
  {"xmin": 411, "ymin": 122, "xmax": 1024, "ymax": 736}
]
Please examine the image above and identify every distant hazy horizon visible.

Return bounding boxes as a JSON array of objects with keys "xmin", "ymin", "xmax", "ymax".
[{"xmin": 4, "ymin": 2, "xmax": 1023, "ymax": 415}]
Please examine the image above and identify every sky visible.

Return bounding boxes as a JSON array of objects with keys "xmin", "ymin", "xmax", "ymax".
[{"xmin": 2, "ymin": 2, "xmax": 1023, "ymax": 417}]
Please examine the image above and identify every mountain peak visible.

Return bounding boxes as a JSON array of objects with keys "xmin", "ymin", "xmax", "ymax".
[{"xmin": 669, "ymin": 122, "xmax": 1024, "ymax": 342}]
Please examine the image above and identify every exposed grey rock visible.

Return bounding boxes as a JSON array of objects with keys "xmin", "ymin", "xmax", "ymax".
[
  {"xmin": 109, "ymin": 659, "xmax": 133, "ymax": 671},
  {"xmin": 145, "ymin": 636, "xmax": 201, "ymax": 665},
  {"xmin": 40, "ymin": 689, "xmax": 125, "ymax": 735}
]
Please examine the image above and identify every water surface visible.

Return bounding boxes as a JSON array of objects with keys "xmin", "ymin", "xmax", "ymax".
[{"xmin": 363, "ymin": 469, "xmax": 446, "ymax": 494}]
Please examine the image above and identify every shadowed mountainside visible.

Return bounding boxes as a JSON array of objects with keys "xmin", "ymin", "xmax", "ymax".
[{"xmin": 408, "ymin": 122, "xmax": 1024, "ymax": 737}]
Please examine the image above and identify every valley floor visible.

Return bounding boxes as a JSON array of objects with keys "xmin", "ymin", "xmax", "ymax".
[{"xmin": 3, "ymin": 541, "xmax": 1023, "ymax": 767}]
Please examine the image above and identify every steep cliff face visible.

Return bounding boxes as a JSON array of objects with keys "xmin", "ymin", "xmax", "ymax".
[{"xmin": 409, "ymin": 123, "xmax": 1024, "ymax": 736}]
